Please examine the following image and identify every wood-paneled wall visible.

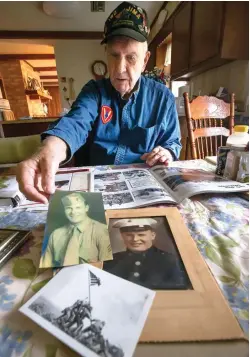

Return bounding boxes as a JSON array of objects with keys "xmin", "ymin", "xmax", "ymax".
[{"xmin": 44, "ymin": 86, "xmax": 62, "ymax": 117}]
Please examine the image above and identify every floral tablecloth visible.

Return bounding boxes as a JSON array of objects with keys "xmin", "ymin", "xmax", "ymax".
[{"xmin": 0, "ymin": 160, "xmax": 248, "ymax": 357}]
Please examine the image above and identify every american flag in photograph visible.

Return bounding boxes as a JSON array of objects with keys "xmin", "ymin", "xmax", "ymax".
[{"xmin": 89, "ymin": 270, "xmax": 101, "ymax": 286}]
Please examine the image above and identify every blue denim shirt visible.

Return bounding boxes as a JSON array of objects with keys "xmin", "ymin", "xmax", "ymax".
[{"xmin": 43, "ymin": 76, "xmax": 181, "ymax": 165}]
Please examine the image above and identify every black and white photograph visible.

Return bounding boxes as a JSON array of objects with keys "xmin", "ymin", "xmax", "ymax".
[
  {"xmin": 94, "ymin": 172, "xmax": 123, "ymax": 182},
  {"xmin": 40, "ymin": 191, "xmax": 112, "ymax": 268},
  {"xmin": 102, "ymin": 192, "xmax": 134, "ymax": 208},
  {"xmin": 132, "ymin": 188, "xmax": 170, "ymax": 202},
  {"xmin": 127, "ymin": 177, "xmax": 159, "ymax": 189},
  {"xmin": 54, "ymin": 173, "xmax": 72, "ymax": 190},
  {"xmin": 104, "ymin": 217, "xmax": 192, "ymax": 290},
  {"xmin": 95, "ymin": 181, "xmax": 129, "ymax": 193},
  {"xmin": 123, "ymin": 170, "xmax": 150, "ymax": 180},
  {"xmin": 20, "ymin": 264, "xmax": 155, "ymax": 357},
  {"xmin": 163, "ymin": 173, "xmax": 225, "ymax": 191}
]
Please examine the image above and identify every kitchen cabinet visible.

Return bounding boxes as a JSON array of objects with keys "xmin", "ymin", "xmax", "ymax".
[
  {"xmin": 171, "ymin": 2, "xmax": 192, "ymax": 76},
  {"xmin": 190, "ymin": 2, "xmax": 224, "ymax": 67},
  {"xmin": 170, "ymin": 1, "xmax": 248, "ymax": 79}
]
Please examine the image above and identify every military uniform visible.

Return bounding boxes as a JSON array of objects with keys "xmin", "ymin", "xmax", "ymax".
[
  {"xmin": 104, "ymin": 246, "xmax": 190, "ymax": 290},
  {"xmin": 104, "ymin": 218, "xmax": 191, "ymax": 290},
  {"xmin": 41, "ymin": 217, "xmax": 112, "ymax": 268}
]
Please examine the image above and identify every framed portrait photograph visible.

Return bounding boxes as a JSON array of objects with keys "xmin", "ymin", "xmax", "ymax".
[{"xmin": 105, "ymin": 208, "xmax": 246, "ymax": 343}]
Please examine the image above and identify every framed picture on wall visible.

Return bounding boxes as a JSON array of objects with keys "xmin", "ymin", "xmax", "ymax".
[{"xmin": 104, "ymin": 207, "xmax": 246, "ymax": 343}]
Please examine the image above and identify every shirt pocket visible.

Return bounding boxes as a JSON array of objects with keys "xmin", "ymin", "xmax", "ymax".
[{"xmin": 121, "ymin": 125, "xmax": 161, "ymax": 153}]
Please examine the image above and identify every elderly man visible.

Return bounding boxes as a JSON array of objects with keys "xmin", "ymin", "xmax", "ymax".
[
  {"xmin": 17, "ymin": 2, "xmax": 181, "ymax": 204},
  {"xmin": 103, "ymin": 218, "xmax": 191, "ymax": 290},
  {"xmin": 40, "ymin": 192, "xmax": 112, "ymax": 268}
]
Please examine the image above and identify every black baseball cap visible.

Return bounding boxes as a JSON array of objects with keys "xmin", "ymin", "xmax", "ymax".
[{"xmin": 101, "ymin": 2, "xmax": 149, "ymax": 44}]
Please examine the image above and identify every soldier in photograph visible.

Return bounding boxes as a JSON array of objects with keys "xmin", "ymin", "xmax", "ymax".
[
  {"xmin": 40, "ymin": 192, "xmax": 112, "ymax": 267},
  {"xmin": 104, "ymin": 218, "xmax": 191, "ymax": 289}
]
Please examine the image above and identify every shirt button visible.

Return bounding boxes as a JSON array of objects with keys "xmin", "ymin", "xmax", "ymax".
[
  {"xmin": 135, "ymin": 261, "xmax": 141, "ymax": 266},
  {"xmin": 134, "ymin": 272, "xmax": 140, "ymax": 278}
]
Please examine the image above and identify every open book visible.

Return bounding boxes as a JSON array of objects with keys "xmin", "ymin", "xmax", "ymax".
[
  {"xmin": 91, "ymin": 165, "xmax": 249, "ymax": 209},
  {"xmin": 0, "ymin": 168, "xmax": 90, "ymax": 209}
]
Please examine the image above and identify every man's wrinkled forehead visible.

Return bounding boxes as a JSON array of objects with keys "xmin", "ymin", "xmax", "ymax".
[{"xmin": 61, "ymin": 194, "xmax": 85, "ymax": 207}]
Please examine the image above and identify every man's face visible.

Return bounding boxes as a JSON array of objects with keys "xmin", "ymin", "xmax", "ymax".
[
  {"xmin": 121, "ymin": 229, "xmax": 156, "ymax": 252},
  {"xmin": 106, "ymin": 37, "xmax": 150, "ymax": 97},
  {"xmin": 63, "ymin": 199, "xmax": 89, "ymax": 224}
]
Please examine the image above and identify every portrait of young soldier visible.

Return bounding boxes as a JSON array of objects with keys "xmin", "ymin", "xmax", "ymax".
[
  {"xmin": 103, "ymin": 218, "xmax": 191, "ymax": 290},
  {"xmin": 40, "ymin": 192, "xmax": 112, "ymax": 268}
]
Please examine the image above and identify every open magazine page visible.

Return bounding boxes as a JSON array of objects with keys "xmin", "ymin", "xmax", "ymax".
[
  {"xmin": 91, "ymin": 168, "xmax": 176, "ymax": 209},
  {"xmin": 18, "ymin": 173, "xmax": 74, "ymax": 210},
  {"xmin": 0, "ymin": 176, "xmax": 25, "ymax": 209},
  {"xmin": 150, "ymin": 165, "xmax": 249, "ymax": 204}
]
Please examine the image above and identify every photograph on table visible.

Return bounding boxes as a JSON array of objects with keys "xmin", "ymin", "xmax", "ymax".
[
  {"xmin": 20, "ymin": 264, "xmax": 155, "ymax": 357},
  {"xmin": 103, "ymin": 208, "xmax": 246, "ymax": 343},
  {"xmin": 39, "ymin": 191, "xmax": 112, "ymax": 268},
  {"xmin": 103, "ymin": 212, "xmax": 192, "ymax": 290}
]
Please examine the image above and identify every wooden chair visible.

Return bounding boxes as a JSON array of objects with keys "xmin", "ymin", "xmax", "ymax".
[{"xmin": 183, "ymin": 92, "xmax": 235, "ymax": 160}]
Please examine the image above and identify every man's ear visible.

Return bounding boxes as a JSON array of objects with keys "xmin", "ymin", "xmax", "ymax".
[
  {"xmin": 151, "ymin": 231, "xmax": 156, "ymax": 240},
  {"xmin": 142, "ymin": 51, "xmax": 151, "ymax": 72}
]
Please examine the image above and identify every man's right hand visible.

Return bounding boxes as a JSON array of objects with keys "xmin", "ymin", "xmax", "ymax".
[{"xmin": 16, "ymin": 136, "xmax": 68, "ymax": 204}]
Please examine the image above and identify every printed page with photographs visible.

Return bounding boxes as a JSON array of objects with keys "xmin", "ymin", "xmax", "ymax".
[
  {"xmin": 20, "ymin": 264, "xmax": 155, "ymax": 357},
  {"xmin": 91, "ymin": 166, "xmax": 249, "ymax": 209},
  {"xmin": 0, "ymin": 168, "xmax": 90, "ymax": 210}
]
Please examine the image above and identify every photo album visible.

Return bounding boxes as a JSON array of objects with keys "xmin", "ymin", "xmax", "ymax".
[{"xmin": 90, "ymin": 165, "xmax": 249, "ymax": 209}]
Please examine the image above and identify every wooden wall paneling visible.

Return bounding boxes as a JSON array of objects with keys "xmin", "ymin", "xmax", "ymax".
[
  {"xmin": 0, "ymin": 31, "xmax": 103, "ymax": 40},
  {"xmin": 171, "ymin": 1, "xmax": 192, "ymax": 76},
  {"xmin": 221, "ymin": 1, "xmax": 249, "ymax": 60},
  {"xmin": 190, "ymin": 2, "xmax": 224, "ymax": 67},
  {"xmin": 44, "ymin": 86, "xmax": 62, "ymax": 117}
]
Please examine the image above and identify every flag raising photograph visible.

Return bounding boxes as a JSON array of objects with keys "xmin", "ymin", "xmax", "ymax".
[{"xmin": 20, "ymin": 264, "xmax": 155, "ymax": 357}]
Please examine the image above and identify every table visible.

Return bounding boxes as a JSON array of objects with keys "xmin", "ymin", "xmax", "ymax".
[{"xmin": 0, "ymin": 160, "xmax": 248, "ymax": 357}]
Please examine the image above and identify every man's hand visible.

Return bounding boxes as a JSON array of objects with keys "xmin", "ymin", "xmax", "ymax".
[
  {"xmin": 16, "ymin": 136, "xmax": 68, "ymax": 204},
  {"xmin": 141, "ymin": 146, "xmax": 173, "ymax": 166}
]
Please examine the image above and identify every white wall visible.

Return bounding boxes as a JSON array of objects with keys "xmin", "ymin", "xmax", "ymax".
[
  {"xmin": 54, "ymin": 40, "xmax": 106, "ymax": 109},
  {"xmin": 190, "ymin": 60, "xmax": 249, "ymax": 108},
  {"xmin": 0, "ymin": 1, "xmax": 161, "ymax": 31}
]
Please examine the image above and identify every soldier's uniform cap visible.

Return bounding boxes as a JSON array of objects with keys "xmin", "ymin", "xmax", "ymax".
[
  {"xmin": 101, "ymin": 2, "xmax": 149, "ymax": 45},
  {"xmin": 61, "ymin": 193, "xmax": 86, "ymax": 206},
  {"xmin": 113, "ymin": 218, "xmax": 157, "ymax": 232}
]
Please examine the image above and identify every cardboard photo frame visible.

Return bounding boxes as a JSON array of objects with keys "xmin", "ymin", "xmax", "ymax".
[{"xmin": 105, "ymin": 207, "xmax": 246, "ymax": 343}]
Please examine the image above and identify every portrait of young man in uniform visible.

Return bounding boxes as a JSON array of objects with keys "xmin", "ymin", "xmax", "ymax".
[
  {"xmin": 40, "ymin": 191, "xmax": 112, "ymax": 268},
  {"xmin": 103, "ymin": 217, "xmax": 192, "ymax": 290}
]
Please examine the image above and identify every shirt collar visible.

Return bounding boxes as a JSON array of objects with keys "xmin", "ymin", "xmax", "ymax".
[
  {"xmin": 69, "ymin": 217, "xmax": 92, "ymax": 233},
  {"xmin": 108, "ymin": 76, "xmax": 141, "ymax": 103}
]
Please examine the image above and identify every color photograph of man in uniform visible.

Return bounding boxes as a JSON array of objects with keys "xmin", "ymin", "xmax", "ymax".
[
  {"xmin": 40, "ymin": 191, "xmax": 112, "ymax": 268},
  {"xmin": 103, "ymin": 218, "xmax": 192, "ymax": 290}
]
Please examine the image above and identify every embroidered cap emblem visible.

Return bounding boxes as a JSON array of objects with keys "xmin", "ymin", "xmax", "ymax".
[{"xmin": 101, "ymin": 105, "xmax": 113, "ymax": 124}]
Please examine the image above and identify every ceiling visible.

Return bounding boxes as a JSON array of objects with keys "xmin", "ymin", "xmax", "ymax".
[{"xmin": 0, "ymin": 1, "xmax": 163, "ymax": 31}]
